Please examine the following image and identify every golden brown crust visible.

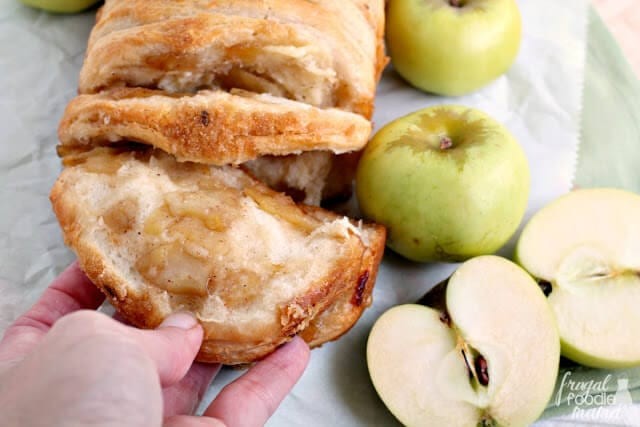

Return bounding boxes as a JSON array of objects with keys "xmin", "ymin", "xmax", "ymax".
[
  {"xmin": 50, "ymin": 175, "xmax": 168, "ymax": 330},
  {"xmin": 306, "ymin": 229, "xmax": 385, "ymax": 346},
  {"xmin": 50, "ymin": 149, "xmax": 384, "ymax": 364},
  {"xmin": 194, "ymin": 250, "xmax": 366, "ymax": 363},
  {"xmin": 58, "ymin": 88, "xmax": 371, "ymax": 165},
  {"xmin": 300, "ymin": 215, "xmax": 386, "ymax": 347},
  {"xmin": 80, "ymin": 0, "xmax": 385, "ymax": 118}
]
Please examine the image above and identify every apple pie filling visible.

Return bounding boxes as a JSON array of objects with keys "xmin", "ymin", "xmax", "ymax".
[{"xmin": 66, "ymin": 147, "xmax": 361, "ymax": 315}]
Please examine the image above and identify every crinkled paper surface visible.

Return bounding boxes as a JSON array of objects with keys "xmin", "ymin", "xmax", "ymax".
[{"xmin": 0, "ymin": 0, "xmax": 591, "ymax": 425}]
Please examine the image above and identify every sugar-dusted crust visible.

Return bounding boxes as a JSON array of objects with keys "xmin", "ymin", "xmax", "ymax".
[
  {"xmin": 80, "ymin": 0, "xmax": 385, "ymax": 118},
  {"xmin": 50, "ymin": 148, "xmax": 385, "ymax": 364},
  {"xmin": 58, "ymin": 88, "xmax": 371, "ymax": 166}
]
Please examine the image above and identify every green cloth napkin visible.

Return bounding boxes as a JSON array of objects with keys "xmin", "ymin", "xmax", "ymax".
[
  {"xmin": 541, "ymin": 6, "xmax": 640, "ymax": 421},
  {"xmin": 575, "ymin": 8, "xmax": 640, "ymax": 192}
]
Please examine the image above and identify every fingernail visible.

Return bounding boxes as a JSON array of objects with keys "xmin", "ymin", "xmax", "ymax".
[{"xmin": 158, "ymin": 312, "xmax": 198, "ymax": 330}]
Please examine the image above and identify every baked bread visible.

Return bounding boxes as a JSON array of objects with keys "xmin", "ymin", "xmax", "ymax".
[
  {"xmin": 50, "ymin": 0, "xmax": 389, "ymax": 363},
  {"xmin": 242, "ymin": 151, "xmax": 359, "ymax": 205},
  {"xmin": 79, "ymin": 0, "xmax": 385, "ymax": 117},
  {"xmin": 58, "ymin": 88, "xmax": 371, "ymax": 166},
  {"xmin": 58, "ymin": 144, "xmax": 355, "ymax": 207},
  {"xmin": 300, "ymin": 206, "xmax": 383, "ymax": 346},
  {"xmin": 57, "ymin": 0, "xmax": 385, "ymax": 167},
  {"xmin": 51, "ymin": 147, "xmax": 385, "ymax": 364}
]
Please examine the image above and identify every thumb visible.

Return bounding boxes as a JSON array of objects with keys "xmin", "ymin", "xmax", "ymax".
[{"xmin": 130, "ymin": 313, "xmax": 204, "ymax": 387}]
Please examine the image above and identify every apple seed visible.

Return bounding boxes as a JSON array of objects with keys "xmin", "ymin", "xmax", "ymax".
[
  {"xmin": 461, "ymin": 342, "xmax": 490, "ymax": 389},
  {"xmin": 449, "ymin": 0, "xmax": 463, "ymax": 7},
  {"xmin": 439, "ymin": 311, "xmax": 451, "ymax": 327},
  {"xmin": 537, "ymin": 280, "xmax": 552, "ymax": 297},
  {"xmin": 480, "ymin": 416, "xmax": 497, "ymax": 427},
  {"xmin": 474, "ymin": 355, "xmax": 489, "ymax": 386}
]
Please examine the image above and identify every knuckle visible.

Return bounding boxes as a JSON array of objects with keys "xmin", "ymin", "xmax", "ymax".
[
  {"xmin": 50, "ymin": 311, "xmax": 139, "ymax": 352},
  {"xmin": 50, "ymin": 310, "xmax": 112, "ymax": 335}
]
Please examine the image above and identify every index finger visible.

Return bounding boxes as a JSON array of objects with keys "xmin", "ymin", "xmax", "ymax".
[
  {"xmin": 0, "ymin": 261, "xmax": 104, "ymax": 362},
  {"xmin": 204, "ymin": 337, "xmax": 310, "ymax": 426}
]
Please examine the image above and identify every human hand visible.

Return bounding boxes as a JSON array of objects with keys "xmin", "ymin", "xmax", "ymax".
[{"xmin": 0, "ymin": 262, "xmax": 310, "ymax": 427}]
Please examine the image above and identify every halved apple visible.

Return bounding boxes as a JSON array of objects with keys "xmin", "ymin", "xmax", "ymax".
[
  {"xmin": 516, "ymin": 188, "xmax": 640, "ymax": 368},
  {"xmin": 367, "ymin": 256, "xmax": 559, "ymax": 426}
]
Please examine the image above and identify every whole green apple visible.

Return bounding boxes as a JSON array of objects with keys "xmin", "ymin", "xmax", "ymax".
[
  {"xmin": 387, "ymin": 0, "xmax": 522, "ymax": 96},
  {"xmin": 356, "ymin": 105, "xmax": 529, "ymax": 262},
  {"xmin": 20, "ymin": 0, "xmax": 99, "ymax": 13}
]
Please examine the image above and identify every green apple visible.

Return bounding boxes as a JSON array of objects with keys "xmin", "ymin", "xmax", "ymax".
[
  {"xmin": 356, "ymin": 105, "xmax": 529, "ymax": 262},
  {"xmin": 367, "ymin": 256, "xmax": 560, "ymax": 426},
  {"xmin": 516, "ymin": 188, "xmax": 640, "ymax": 368},
  {"xmin": 20, "ymin": 0, "xmax": 99, "ymax": 13},
  {"xmin": 387, "ymin": 0, "xmax": 521, "ymax": 96}
]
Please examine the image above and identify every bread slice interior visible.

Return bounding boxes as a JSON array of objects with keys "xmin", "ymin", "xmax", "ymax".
[{"xmin": 51, "ymin": 146, "xmax": 384, "ymax": 363}]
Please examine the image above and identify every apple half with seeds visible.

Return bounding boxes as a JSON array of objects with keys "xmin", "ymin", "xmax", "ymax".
[
  {"xmin": 516, "ymin": 188, "xmax": 640, "ymax": 368},
  {"xmin": 367, "ymin": 256, "xmax": 559, "ymax": 426}
]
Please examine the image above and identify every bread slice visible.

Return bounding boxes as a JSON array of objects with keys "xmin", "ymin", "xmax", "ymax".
[
  {"xmin": 50, "ymin": 147, "xmax": 385, "ymax": 364},
  {"xmin": 59, "ymin": 144, "xmax": 356, "ymax": 207},
  {"xmin": 80, "ymin": 0, "xmax": 385, "ymax": 118},
  {"xmin": 58, "ymin": 88, "xmax": 371, "ymax": 166}
]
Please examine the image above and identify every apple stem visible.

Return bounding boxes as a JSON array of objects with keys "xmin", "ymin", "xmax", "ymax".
[
  {"xmin": 439, "ymin": 136, "xmax": 453, "ymax": 150},
  {"xmin": 449, "ymin": 0, "xmax": 463, "ymax": 7}
]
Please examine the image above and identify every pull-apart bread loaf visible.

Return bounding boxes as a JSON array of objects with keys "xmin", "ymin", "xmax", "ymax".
[
  {"xmin": 58, "ymin": 88, "xmax": 371, "ymax": 165},
  {"xmin": 78, "ymin": 0, "xmax": 385, "ymax": 117},
  {"xmin": 57, "ymin": 88, "xmax": 366, "ymax": 204},
  {"xmin": 58, "ymin": 0, "xmax": 387, "ymax": 203},
  {"xmin": 51, "ymin": 0, "xmax": 387, "ymax": 364},
  {"xmin": 52, "ymin": 148, "xmax": 385, "ymax": 364}
]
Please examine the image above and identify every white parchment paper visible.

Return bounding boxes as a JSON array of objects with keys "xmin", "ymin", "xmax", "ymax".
[{"xmin": 0, "ymin": 0, "xmax": 587, "ymax": 425}]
